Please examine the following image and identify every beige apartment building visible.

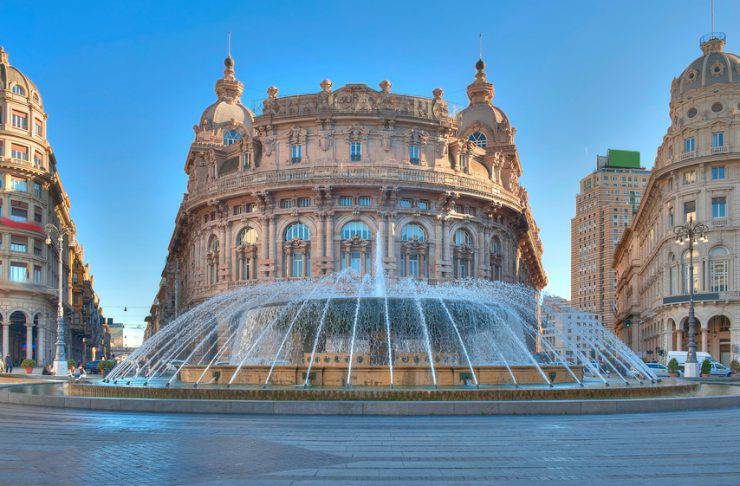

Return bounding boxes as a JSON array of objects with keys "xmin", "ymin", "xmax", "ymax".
[
  {"xmin": 145, "ymin": 55, "xmax": 547, "ymax": 335},
  {"xmin": 571, "ymin": 150, "xmax": 649, "ymax": 330},
  {"xmin": 614, "ymin": 34, "xmax": 738, "ymax": 366},
  {"xmin": 0, "ymin": 47, "xmax": 106, "ymax": 366}
]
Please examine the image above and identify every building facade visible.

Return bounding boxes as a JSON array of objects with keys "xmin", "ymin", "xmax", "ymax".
[
  {"xmin": 571, "ymin": 150, "xmax": 649, "ymax": 330},
  {"xmin": 541, "ymin": 295, "xmax": 604, "ymax": 363},
  {"xmin": 0, "ymin": 47, "xmax": 106, "ymax": 366},
  {"xmin": 145, "ymin": 56, "xmax": 547, "ymax": 335},
  {"xmin": 614, "ymin": 34, "xmax": 739, "ymax": 366}
]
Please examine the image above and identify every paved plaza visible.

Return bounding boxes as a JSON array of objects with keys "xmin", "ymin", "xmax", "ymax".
[{"xmin": 0, "ymin": 404, "xmax": 738, "ymax": 484}]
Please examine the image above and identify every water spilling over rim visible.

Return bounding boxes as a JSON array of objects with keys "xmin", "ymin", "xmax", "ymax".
[{"xmin": 107, "ymin": 271, "xmax": 658, "ymax": 389}]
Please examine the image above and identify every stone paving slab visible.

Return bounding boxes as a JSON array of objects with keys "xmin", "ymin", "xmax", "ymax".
[{"xmin": 0, "ymin": 403, "xmax": 738, "ymax": 484}]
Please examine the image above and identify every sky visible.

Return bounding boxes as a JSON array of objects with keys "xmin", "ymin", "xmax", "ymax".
[{"xmin": 1, "ymin": 0, "xmax": 737, "ymax": 345}]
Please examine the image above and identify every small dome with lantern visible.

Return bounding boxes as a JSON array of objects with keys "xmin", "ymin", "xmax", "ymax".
[
  {"xmin": 0, "ymin": 47, "xmax": 44, "ymax": 108},
  {"xmin": 671, "ymin": 33, "xmax": 739, "ymax": 101}
]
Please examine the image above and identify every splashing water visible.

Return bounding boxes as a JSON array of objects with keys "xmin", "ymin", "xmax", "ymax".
[{"xmin": 106, "ymin": 265, "xmax": 657, "ymax": 388}]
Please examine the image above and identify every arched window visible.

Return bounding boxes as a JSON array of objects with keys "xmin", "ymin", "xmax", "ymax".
[
  {"xmin": 453, "ymin": 229, "xmax": 474, "ymax": 278},
  {"xmin": 236, "ymin": 228, "xmax": 259, "ymax": 281},
  {"xmin": 284, "ymin": 223, "xmax": 311, "ymax": 277},
  {"xmin": 490, "ymin": 236, "xmax": 502, "ymax": 281},
  {"xmin": 681, "ymin": 248, "xmax": 699, "ymax": 293},
  {"xmin": 468, "ymin": 131, "xmax": 487, "ymax": 148},
  {"xmin": 207, "ymin": 236, "xmax": 219, "ymax": 284},
  {"xmin": 223, "ymin": 130, "xmax": 241, "ymax": 146},
  {"xmin": 401, "ymin": 223, "xmax": 426, "ymax": 242},
  {"xmin": 340, "ymin": 221, "xmax": 372, "ymax": 274},
  {"xmin": 709, "ymin": 246, "xmax": 729, "ymax": 292},
  {"xmin": 285, "ymin": 223, "xmax": 310, "ymax": 241},
  {"xmin": 236, "ymin": 227, "xmax": 258, "ymax": 245},
  {"xmin": 12, "ymin": 85, "xmax": 25, "ymax": 96},
  {"xmin": 400, "ymin": 223, "xmax": 427, "ymax": 278}
]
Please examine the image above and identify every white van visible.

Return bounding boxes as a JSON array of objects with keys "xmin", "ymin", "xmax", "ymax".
[{"xmin": 665, "ymin": 351, "xmax": 713, "ymax": 367}]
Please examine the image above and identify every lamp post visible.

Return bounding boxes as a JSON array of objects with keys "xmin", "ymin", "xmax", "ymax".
[
  {"xmin": 45, "ymin": 223, "xmax": 71, "ymax": 376},
  {"xmin": 674, "ymin": 220, "xmax": 708, "ymax": 378}
]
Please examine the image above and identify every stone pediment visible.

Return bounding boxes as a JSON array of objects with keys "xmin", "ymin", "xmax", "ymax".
[{"xmin": 260, "ymin": 83, "xmax": 450, "ymax": 122}]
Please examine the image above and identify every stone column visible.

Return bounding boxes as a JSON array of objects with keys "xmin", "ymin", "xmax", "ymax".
[
  {"xmin": 701, "ymin": 328, "xmax": 708, "ymax": 353},
  {"xmin": 677, "ymin": 330, "xmax": 683, "ymax": 351},
  {"xmin": 37, "ymin": 325, "xmax": 45, "ymax": 365},
  {"xmin": 433, "ymin": 218, "xmax": 443, "ymax": 279},
  {"xmin": 325, "ymin": 212, "xmax": 334, "ymax": 272},
  {"xmin": 25, "ymin": 325, "xmax": 33, "ymax": 360},
  {"xmin": 2, "ymin": 324, "xmax": 9, "ymax": 359},
  {"xmin": 268, "ymin": 216, "xmax": 276, "ymax": 277}
]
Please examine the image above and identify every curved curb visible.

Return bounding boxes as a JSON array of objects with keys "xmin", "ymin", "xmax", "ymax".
[{"xmin": 1, "ymin": 383, "xmax": 739, "ymax": 415}]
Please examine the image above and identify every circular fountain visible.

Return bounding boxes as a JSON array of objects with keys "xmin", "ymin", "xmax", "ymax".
[{"xmin": 101, "ymin": 270, "xmax": 657, "ymax": 393}]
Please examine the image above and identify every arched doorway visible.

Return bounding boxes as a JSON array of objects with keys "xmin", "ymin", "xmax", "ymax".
[
  {"xmin": 9, "ymin": 311, "xmax": 28, "ymax": 364},
  {"xmin": 707, "ymin": 315, "xmax": 731, "ymax": 365}
]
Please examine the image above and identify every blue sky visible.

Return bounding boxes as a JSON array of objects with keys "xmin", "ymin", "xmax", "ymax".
[{"xmin": 1, "ymin": 0, "xmax": 737, "ymax": 343}]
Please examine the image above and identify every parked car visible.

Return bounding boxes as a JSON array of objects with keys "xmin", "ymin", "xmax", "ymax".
[
  {"xmin": 84, "ymin": 360, "xmax": 102, "ymax": 374},
  {"xmin": 708, "ymin": 361, "xmax": 734, "ymax": 377},
  {"xmin": 665, "ymin": 351, "xmax": 713, "ymax": 367},
  {"xmin": 645, "ymin": 362, "xmax": 671, "ymax": 377}
]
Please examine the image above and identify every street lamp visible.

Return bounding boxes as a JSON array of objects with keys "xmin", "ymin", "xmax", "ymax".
[
  {"xmin": 45, "ymin": 223, "xmax": 72, "ymax": 376},
  {"xmin": 673, "ymin": 220, "xmax": 709, "ymax": 378}
]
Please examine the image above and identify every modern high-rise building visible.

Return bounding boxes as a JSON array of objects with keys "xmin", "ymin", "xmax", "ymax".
[{"xmin": 571, "ymin": 149, "xmax": 650, "ymax": 330}]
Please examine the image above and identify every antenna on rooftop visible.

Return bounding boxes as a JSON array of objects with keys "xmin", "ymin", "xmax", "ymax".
[
  {"xmin": 227, "ymin": 32, "xmax": 232, "ymax": 57},
  {"xmin": 478, "ymin": 32, "xmax": 483, "ymax": 60},
  {"xmin": 710, "ymin": 0, "xmax": 715, "ymax": 32}
]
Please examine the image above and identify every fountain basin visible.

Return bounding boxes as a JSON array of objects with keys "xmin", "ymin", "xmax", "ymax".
[{"xmin": 179, "ymin": 363, "xmax": 583, "ymax": 387}]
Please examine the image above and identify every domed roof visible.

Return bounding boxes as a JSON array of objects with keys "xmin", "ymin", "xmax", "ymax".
[
  {"xmin": 671, "ymin": 35, "xmax": 739, "ymax": 99},
  {"xmin": 0, "ymin": 47, "xmax": 43, "ymax": 107},
  {"xmin": 199, "ymin": 56, "xmax": 253, "ymax": 130},
  {"xmin": 457, "ymin": 58, "xmax": 511, "ymax": 136}
]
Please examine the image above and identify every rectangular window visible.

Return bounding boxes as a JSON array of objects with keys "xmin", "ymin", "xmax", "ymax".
[
  {"xmin": 34, "ymin": 239, "xmax": 43, "ymax": 257},
  {"xmin": 417, "ymin": 199, "xmax": 429, "ymax": 210},
  {"xmin": 245, "ymin": 203, "xmax": 256, "ymax": 213},
  {"xmin": 9, "ymin": 262, "xmax": 28, "ymax": 282},
  {"xmin": 279, "ymin": 198, "xmax": 293, "ymax": 209},
  {"xmin": 711, "ymin": 166, "xmax": 725, "ymax": 180},
  {"xmin": 683, "ymin": 170, "xmax": 696, "ymax": 184},
  {"xmin": 10, "ymin": 236, "xmax": 27, "ymax": 252},
  {"xmin": 297, "ymin": 197, "xmax": 311, "ymax": 207},
  {"xmin": 232, "ymin": 205, "xmax": 243, "ymax": 215},
  {"xmin": 290, "ymin": 144, "xmax": 302, "ymax": 163},
  {"xmin": 33, "ymin": 182, "xmax": 42, "ymax": 198},
  {"xmin": 358, "ymin": 196, "xmax": 372, "ymax": 207},
  {"xmin": 409, "ymin": 145, "xmax": 420, "ymax": 164},
  {"xmin": 11, "ymin": 110, "xmax": 28, "ymax": 129},
  {"xmin": 338, "ymin": 196, "xmax": 354, "ymax": 207},
  {"xmin": 34, "ymin": 119, "xmax": 43, "ymax": 137},
  {"xmin": 350, "ymin": 141, "xmax": 362, "ymax": 161},
  {"xmin": 399, "ymin": 198, "xmax": 412, "ymax": 209},
  {"xmin": 11, "ymin": 144, "xmax": 28, "ymax": 161},
  {"xmin": 33, "ymin": 206, "xmax": 42, "ymax": 224},
  {"xmin": 712, "ymin": 131, "xmax": 724, "ymax": 148},
  {"xmin": 683, "ymin": 137, "xmax": 695, "ymax": 153},
  {"xmin": 712, "ymin": 197, "xmax": 727, "ymax": 219},
  {"xmin": 710, "ymin": 261, "xmax": 728, "ymax": 292},
  {"xmin": 683, "ymin": 200, "xmax": 696, "ymax": 223},
  {"xmin": 33, "ymin": 151, "xmax": 43, "ymax": 167},
  {"xmin": 33, "ymin": 266, "xmax": 42, "ymax": 284},
  {"xmin": 10, "ymin": 200, "xmax": 28, "ymax": 222},
  {"xmin": 242, "ymin": 151, "xmax": 251, "ymax": 169},
  {"xmin": 11, "ymin": 177, "xmax": 28, "ymax": 191}
]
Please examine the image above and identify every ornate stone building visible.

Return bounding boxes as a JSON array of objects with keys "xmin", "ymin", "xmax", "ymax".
[
  {"xmin": 146, "ymin": 55, "xmax": 547, "ymax": 336},
  {"xmin": 614, "ymin": 34, "xmax": 739, "ymax": 366},
  {"xmin": 0, "ymin": 47, "xmax": 106, "ymax": 366}
]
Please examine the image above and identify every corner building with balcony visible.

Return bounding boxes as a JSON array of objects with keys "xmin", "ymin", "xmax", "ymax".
[
  {"xmin": 0, "ymin": 47, "xmax": 106, "ymax": 367},
  {"xmin": 614, "ymin": 34, "xmax": 739, "ymax": 366},
  {"xmin": 146, "ymin": 56, "xmax": 547, "ymax": 334}
]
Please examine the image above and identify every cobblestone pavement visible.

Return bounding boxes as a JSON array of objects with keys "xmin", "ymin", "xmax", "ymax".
[{"xmin": 0, "ymin": 404, "xmax": 738, "ymax": 485}]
